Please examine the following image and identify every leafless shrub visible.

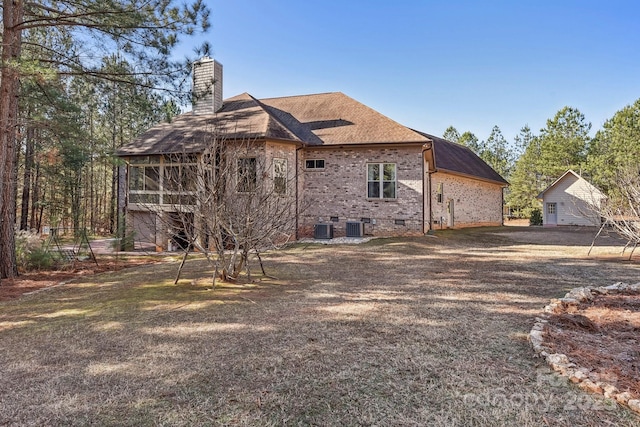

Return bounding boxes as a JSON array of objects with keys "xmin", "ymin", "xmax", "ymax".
[
  {"xmin": 133, "ymin": 132, "xmax": 302, "ymax": 284},
  {"xmin": 593, "ymin": 166, "xmax": 640, "ymax": 257}
]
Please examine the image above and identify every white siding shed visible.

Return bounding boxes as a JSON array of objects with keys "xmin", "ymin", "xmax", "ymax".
[{"xmin": 538, "ymin": 170, "xmax": 605, "ymax": 226}]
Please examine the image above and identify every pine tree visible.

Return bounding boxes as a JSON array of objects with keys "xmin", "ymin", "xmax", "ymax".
[
  {"xmin": 0, "ymin": 0, "xmax": 210, "ymax": 280},
  {"xmin": 442, "ymin": 126, "xmax": 460, "ymax": 143},
  {"xmin": 587, "ymin": 98, "xmax": 640, "ymax": 193},
  {"xmin": 537, "ymin": 107, "xmax": 591, "ymax": 187}
]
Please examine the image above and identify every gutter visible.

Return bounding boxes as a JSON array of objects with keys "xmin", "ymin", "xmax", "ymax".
[{"xmin": 421, "ymin": 141, "xmax": 434, "ymax": 233}]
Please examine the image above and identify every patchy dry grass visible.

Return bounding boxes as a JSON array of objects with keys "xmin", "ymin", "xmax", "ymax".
[{"xmin": 1, "ymin": 226, "xmax": 639, "ymax": 426}]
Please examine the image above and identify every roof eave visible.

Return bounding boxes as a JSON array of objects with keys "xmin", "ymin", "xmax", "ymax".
[{"xmin": 435, "ymin": 167, "xmax": 509, "ymax": 187}]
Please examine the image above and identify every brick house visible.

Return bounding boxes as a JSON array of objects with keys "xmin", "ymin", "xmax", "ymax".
[{"xmin": 117, "ymin": 58, "xmax": 508, "ymax": 250}]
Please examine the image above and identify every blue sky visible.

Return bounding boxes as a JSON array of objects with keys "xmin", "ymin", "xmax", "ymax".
[{"xmin": 175, "ymin": 0, "xmax": 640, "ymax": 144}]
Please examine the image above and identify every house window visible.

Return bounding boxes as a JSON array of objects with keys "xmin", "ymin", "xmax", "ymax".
[
  {"xmin": 129, "ymin": 165, "xmax": 159, "ymax": 191},
  {"xmin": 128, "ymin": 155, "xmax": 197, "ymax": 206},
  {"xmin": 305, "ymin": 159, "xmax": 325, "ymax": 169},
  {"xmin": 274, "ymin": 158, "xmax": 287, "ymax": 195},
  {"xmin": 237, "ymin": 157, "xmax": 257, "ymax": 192},
  {"xmin": 367, "ymin": 163, "xmax": 396, "ymax": 199},
  {"xmin": 436, "ymin": 183, "xmax": 443, "ymax": 203},
  {"xmin": 128, "ymin": 156, "xmax": 161, "ymax": 191},
  {"xmin": 547, "ymin": 203, "xmax": 556, "ymax": 214},
  {"xmin": 164, "ymin": 165, "xmax": 196, "ymax": 192}
]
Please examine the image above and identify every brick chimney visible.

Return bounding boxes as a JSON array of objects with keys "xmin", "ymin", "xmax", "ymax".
[{"xmin": 192, "ymin": 57, "xmax": 223, "ymax": 114}]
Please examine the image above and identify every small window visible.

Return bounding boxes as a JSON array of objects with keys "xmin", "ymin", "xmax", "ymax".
[
  {"xmin": 305, "ymin": 159, "xmax": 325, "ymax": 169},
  {"xmin": 274, "ymin": 158, "xmax": 287, "ymax": 195},
  {"xmin": 436, "ymin": 183, "xmax": 443, "ymax": 203},
  {"xmin": 330, "ymin": 216, "xmax": 339, "ymax": 222},
  {"xmin": 394, "ymin": 219, "xmax": 406, "ymax": 226},
  {"xmin": 547, "ymin": 203, "xmax": 556, "ymax": 214},
  {"xmin": 367, "ymin": 163, "xmax": 396, "ymax": 199},
  {"xmin": 237, "ymin": 157, "xmax": 257, "ymax": 192}
]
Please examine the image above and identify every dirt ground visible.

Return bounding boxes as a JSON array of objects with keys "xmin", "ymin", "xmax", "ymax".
[
  {"xmin": 0, "ymin": 256, "xmax": 163, "ymax": 301},
  {"xmin": 544, "ymin": 291, "xmax": 640, "ymax": 400}
]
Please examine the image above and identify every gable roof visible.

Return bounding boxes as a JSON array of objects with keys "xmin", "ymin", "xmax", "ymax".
[
  {"xmin": 415, "ymin": 132, "xmax": 509, "ymax": 186},
  {"xmin": 537, "ymin": 170, "xmax": 605, "ymax": 199}
]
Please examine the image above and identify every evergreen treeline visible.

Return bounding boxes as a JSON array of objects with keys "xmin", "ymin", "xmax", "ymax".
[{"xmin": 442, "ymin": 100, "xmax": 640, "ymax": 217}]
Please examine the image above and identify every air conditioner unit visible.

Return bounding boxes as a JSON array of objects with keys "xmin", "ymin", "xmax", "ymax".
[
  {"xmin": 346, "ymin": 221, "xmax": 364, "ymax": 237},
  {"xmin": 314, "ymin": 223, "xmax": 334, "ymax": 239}
]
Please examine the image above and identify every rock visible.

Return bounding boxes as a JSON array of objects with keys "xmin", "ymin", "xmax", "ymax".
[
  {"xmin": 579, "ymin": 379, "xmax": 603, "ymax": 394},
  {"xmin": 570, "ymin": 370, "xmax": 587, "ymax": 383},
  {"xmin": 603, "ymin": 384, "xmax": 619, "ymax": 399},
  {"xmin": 605, "ymin": 282, "xmax": 628, "ymax": 291},
  {"xmin": 628, "ymin": 399, "xmax": 640, "ymax": 413},
  {"xmin": 567, "ymin": 287, "xmax": 594, "ymax": 301},
  {"xmin": 544, "ymin": 302, "xmax": 560, "ymax": 313},
  {"xmin": 615, "ymin": 391, "xmax": 633, "ymax": 404},
  {"xmin": 529, "ymin": 330, "xmax": 544, "ymax": 350},
  {"xmin": 547, "ymin": 353, "xmax": 569, "ymax": 366}
]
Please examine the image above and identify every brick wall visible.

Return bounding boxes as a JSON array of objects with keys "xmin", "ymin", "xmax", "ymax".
[
  {"xmin": 299, "ymin": 145, "xmax": 425, "ymax": 237},
  {"xmin": 430, "ymin": 173, "xmax": 504, "ymax": 228},
  {"xmin": 264, "ymin": 141, "xmax": 298, "ymax": 238}
]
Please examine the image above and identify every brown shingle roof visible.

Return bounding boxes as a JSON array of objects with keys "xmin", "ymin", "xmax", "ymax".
[
  {"xmin": 117, "ymin": 92, "xmax": 507, "ymax": 186},
  {"xmin": 259, "ymin": 92, "xmax": 428, "ymax": 145},
  {"xmin": 118, "ymin": 93, "xmax": 301, "ymax": 156},
  {"xmin": 416, "ymin": 132, "xmax": 509, "ymax": 186},
  {"xmin": 117, "ymin": 92, "xmax": 428, "ymax": 156}
]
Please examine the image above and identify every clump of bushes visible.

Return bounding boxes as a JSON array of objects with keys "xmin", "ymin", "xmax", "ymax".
[
  {"xmin": 529, "ymin": 208, "xmax": 543, "ymax": 226},
  {"xmin": 15, "ymin": 229, "xmax": 54, "ymax": 271}
]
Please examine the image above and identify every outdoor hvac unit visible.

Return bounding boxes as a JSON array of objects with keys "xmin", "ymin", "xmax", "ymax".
[
  {"xmin": 314, "ymin": 223, "xmax": 334, "ymax": 239},
  {"xmin": 346, "ymin": 221, "xmax": 364, "ymax": 237}
]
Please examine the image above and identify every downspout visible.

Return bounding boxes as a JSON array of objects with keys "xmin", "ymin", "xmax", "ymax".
[
  {"xmin": 429, "ymin": 171, "xmax": 433, "ymax": 232},
  {"xmin": 421, "ymin": 153, "xmax": 425, "ymax": 233},
  {"xmin": 501, "ymin": 186, "xmax": 505, "ymax": 226},
  {"xmin": 421, "ymin": 142, "xmax": 434, "ymax": 234}
]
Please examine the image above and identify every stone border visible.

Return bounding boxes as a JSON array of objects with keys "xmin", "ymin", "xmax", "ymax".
[{"xmin": 529, "ymin": 282, "xmax": 640, "ymax": 414}]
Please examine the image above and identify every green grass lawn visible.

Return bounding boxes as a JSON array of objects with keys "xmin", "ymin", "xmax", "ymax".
[{"xmin": 0, "ymin": 227, "xmax": 639, "ymax": 426}]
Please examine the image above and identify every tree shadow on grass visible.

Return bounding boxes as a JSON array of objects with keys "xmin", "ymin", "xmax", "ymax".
[{"xmin": 1, "ymin": 228, "xmax": 640, "ymax": 426}]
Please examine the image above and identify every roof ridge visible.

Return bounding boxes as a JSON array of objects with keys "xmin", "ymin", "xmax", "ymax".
[
  {"xmin": 258, "ymin": 92, "xmax": 342, "ymax": 102},
  {"xmin": 251, "ymin": 96, "xmax": 304, "ymax": 143}
]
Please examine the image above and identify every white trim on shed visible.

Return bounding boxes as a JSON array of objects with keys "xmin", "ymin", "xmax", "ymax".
[{"xmin": 537, "ymin": 170, "xmax": 605, "ymax": 226}]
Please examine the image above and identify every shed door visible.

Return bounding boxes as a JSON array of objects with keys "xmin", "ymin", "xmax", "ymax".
[{"xmin": 546, "ymin": 203, "xmax": 557, "ymax": 225}]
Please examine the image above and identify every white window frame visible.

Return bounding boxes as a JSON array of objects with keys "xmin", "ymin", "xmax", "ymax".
[
  {"xmin": 128, "ymin": 154, "xmax": 197, "ymax": 206},
  {"xmin": 129, "ymin": 156, "xmax": 161, "ymax": 205},
  {"xmin": 367, "ymin": 163, "xmax": 397, "ymax": 200},
  {"xmin": 273, "ymin": 158, "xmax": 287, "ymax": 195}
]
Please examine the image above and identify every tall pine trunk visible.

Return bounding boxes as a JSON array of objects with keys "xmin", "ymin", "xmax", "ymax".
[
  {"xmin": 20, "ymin": 123, "xmax": 34, "ymax": 230},
  {"xmin": 29, "ymin": 162, "xmax": 41, "ymax": 231},
  {"xmin": 0, "ymin": 0, "xmax": 24, "ymax": 280}
]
